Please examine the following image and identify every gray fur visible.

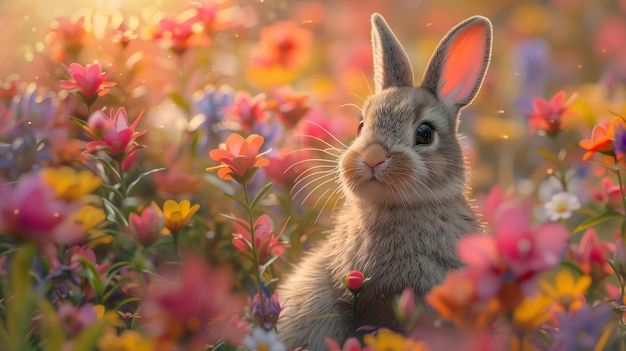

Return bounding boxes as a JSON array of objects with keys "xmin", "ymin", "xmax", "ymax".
[{"xmin": 277, "ymin": 13, "xmax": 492, "ymax": 350}]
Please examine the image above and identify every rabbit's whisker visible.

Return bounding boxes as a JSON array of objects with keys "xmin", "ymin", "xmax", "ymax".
[
  {"xmin": 286, "ymin": 147, "xmax": 343, "ymax": 158},
  {"xmin": 301, "ymin": 119, "xmax": 349, "ymax": 149},
  {"xmin": 291, "ymin": 172, "xmax": 337, "ymax": 200},
  {"xmin": 300, "ymin": 176, "xmax": 340, "ymax": 205},
  {"xmin": 291, "ymin": 168, "xmax": 337, "ymax": 196},
  {"xmin": 283, "ymin": 158, "xmax": 338, "ymax": 174}
]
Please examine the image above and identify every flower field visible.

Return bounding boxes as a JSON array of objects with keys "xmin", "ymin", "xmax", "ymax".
[{"xmin": 2, "ymin": 0, "xmax": 626, "ymax": 350}]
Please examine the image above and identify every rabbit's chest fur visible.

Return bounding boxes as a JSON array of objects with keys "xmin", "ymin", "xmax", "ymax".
[{"xmin": 325, "ymin": 199, "xmax": 478, "ymax": 325}]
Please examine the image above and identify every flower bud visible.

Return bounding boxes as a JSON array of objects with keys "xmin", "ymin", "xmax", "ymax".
[
  {"xmin": 614, "ymin": 238, "xmax": 626, "ymax": 270},
  {"xmin": 345, "ymin": 271, "xmax": 364, "ymax": 290}
]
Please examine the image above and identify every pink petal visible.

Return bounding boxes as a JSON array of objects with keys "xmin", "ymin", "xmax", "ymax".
[{"xmin": 457, "ymin": 234, "xmax": 499, "ymax": 268}]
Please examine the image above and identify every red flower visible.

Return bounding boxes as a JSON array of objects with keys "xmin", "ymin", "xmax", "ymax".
[
  {"xmin": 231, "ymin": 214, "xmax": 289, "ymax": 264},
  {"xmin": 528, "ymin": 91, "xmax": 577, "ymax": 136},
  {"xmin": 83, "ymin": 107, "xmax": 146, "ymax": 159},
  {"xmin": 207, "ymin": 133, "xmax": 270, "ymax": 182},
  {"xmin": 345, "ymin": 271, "xmax": 364, "ymax": 290},
  {"xmin": 60, "ymin": 63, "xmax": 116, "ymax": 106},
  {"xmin": 266, "ymin": 86, "xmax": 311, "ymax": 128}
]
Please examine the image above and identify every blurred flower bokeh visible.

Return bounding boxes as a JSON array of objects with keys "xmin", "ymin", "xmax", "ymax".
[{"xmin": 3, "ymin": 0, "xmax": 626, "ymax": 350}]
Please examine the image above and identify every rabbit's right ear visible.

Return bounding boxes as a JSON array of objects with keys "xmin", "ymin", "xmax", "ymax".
[
  {"xmin": 371, "ymin": 13, "xmax": 414, "ymax": 93},
  {"xmin": 421, "ymin": 16, "xmax": 492, "ymax": 111}
]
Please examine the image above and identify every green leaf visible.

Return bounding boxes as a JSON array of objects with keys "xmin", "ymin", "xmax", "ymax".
[
  {"xmin": 260, "ymin": 255, "xmax": 280, "ymax": 276},
  {"xmin": 250, "ymin": 182, "xmax": 273, "ymax": 209},
  {"xmin": 538, "ymin": 147, "xmax": 560, "ymax": 167},
  {"xmin": 112, "ymin": 297, "xmax": 140, "ymax": 312},
  {"xmin": 169, "ymin": 92, "xmax": 191, "ymax": 113},
  {"xmin": 68, "ymin": 115, "xmax": 89, "ymax": 129},
  {"xmin": 224, "ymin": 193, "xmax": 250, "ymax": 210},
  {"xmin": 78, "ymin": 256, "xmax": 105, "ymax": 302},
  {"xmin": 101, "ymin": 197, "xmax": 128, "ymax": 226},
  {"xmin": 38, "ymin": 299, "xmax": 65, "ymax": 351},
  {"xmin": 126, "ymin": 167, "xmax": 166, "ymax": 195},
  {"xmin": 95, "ymin": 157, "xmax": 122, "ymax": 183},
  {"xmin": 573, "ymin": 211, "xmax": 624, "ymax": 233},
  {"xmin": 560, "ymin": 259, "xmax": 585, "ymax": 276},
  {"xmin": 70, "ymin": 319, "xmax": 107, "ymax": 351},
  {"xmin": 6, "ymin": 245, "xmax": 36, "ymax": 351}
]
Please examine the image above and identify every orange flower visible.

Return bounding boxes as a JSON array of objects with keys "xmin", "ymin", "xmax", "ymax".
[
  {"xmin": 579, "ymin": 117, "xmax": 626, "ymax": 160},
  {"xmin": 207, "ymin": 134, "xmax": 270, "ymax": 181},
  {"xmin": 425, "ymin": 270, "xmax": 499, "ymax": 327},
  {"xmin": 250, "ymin": 21, "xmax": 313, "ymax": 70}
]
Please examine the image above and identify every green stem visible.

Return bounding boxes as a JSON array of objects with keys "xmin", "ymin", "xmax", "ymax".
[
  {"xmin": 352, "ymin": 294, "xmax": 359, "ymax": 322},
  {"xmin": 116, "ymin": 160, "xmax": 128, "ymax": 199},
  {"xmin": 614, "ymin": 156, "xmax": 626, "ymax": 239},
  {"xmin": 243, "ymin": 184, "xmax": 267, "ymax": 317},
  {"xmin": 171, "ymin": 230, "xmax": 180, "ymax": 262}
]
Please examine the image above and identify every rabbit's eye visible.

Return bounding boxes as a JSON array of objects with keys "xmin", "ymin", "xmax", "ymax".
[
  {"xmin": 357, "ymin": 120, "xmax": 364, "ymax": 136},
  {"xmin": 415, "ymin": 123, "xmax": 434, "ymax": 145}
]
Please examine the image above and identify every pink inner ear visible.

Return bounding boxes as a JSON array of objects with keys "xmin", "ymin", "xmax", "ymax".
[{"xmin": 438, "ymin": 22, "xmax": 488, "ymax": 104}]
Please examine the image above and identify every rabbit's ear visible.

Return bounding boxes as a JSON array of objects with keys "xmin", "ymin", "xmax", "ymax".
[
  {"xmin": 421, "ymin": 16, "xmax": 492, "ymax": 110},
  {"xmin": 371, "ymin": 13, "xmax": 414, "ymax": 93}
]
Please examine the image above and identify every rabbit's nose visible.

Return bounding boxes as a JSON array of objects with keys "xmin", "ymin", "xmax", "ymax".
[{"xmin": 362, "ymin": 143, "xmax": 388, "ymax": 168}]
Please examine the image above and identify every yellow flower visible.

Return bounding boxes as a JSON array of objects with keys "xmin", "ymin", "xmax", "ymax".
[
  {"xmin": 540, "ymin": 270, "xmax": 591, "ymax": 311},
  {"xmin": 97, "ymin": 328, "xmax": 154, "ymax": 351},
  {"xmin": 364, "ymin": 330, "xmax": 429, "ymax": 351},
  {"xmin": 42, "ymin": 167, "xmax": 102, "ymax": 201},
  {"xmin": 161, "ymin": 199, "xmax": 200, "ymax": 232},
  {"xmin": 74, "ymin": 205, "xmax": 111, "ymax": 247},
  {"xmin": 512, "ymin": 295, "xmax": 552, "ymax": 333}
]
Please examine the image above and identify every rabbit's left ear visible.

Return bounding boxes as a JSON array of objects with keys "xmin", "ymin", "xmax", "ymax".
[
  {"xmin": 421, "ymin": 16, "xmax": 492, "ymax": 111},
  {"xmin": 371, "ymin": 13, "xmax": 414, "ymax": 93}
]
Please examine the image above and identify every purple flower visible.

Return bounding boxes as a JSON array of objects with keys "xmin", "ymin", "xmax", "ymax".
[
  {"xmin": 250, "ymin": 292, "xmax": 282, "ymax": 330},
  {"xmin": 550, "ymin": 305, "xmax": 612, "ymax": 351},
  {"xmin": 613, "ymin": 121, "xmax": 626, "ymax": 160}
]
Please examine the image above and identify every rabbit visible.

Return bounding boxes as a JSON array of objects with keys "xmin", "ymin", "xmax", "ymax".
[{"xmin": 277, "ymin": 12, "xmax": 492, "ymax": 350}]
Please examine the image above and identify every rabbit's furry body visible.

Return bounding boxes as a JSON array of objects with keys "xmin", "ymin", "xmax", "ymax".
[{"xmin": 278, "ymin": 13, "xmax": 492, "ymax": 350}]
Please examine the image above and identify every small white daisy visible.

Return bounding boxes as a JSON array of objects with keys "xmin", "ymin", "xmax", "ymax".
[
  {"xmin": 544, "ymin": 191, "xmax": 581, "ymax": 221},
  {"xmin": 244, "ymin": 328, "xmax": 286, "ymax": 351}
]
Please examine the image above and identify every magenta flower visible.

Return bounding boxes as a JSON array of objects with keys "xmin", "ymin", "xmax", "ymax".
[
  {"xmin": 60, "ymin": 63, "xmax": 116, "ymax": 106},
  {"xmin": 231, "ymin": 214, "xmax": 289, "ymax": 264},
  {"xmin": 0, "ymin": 173, "xmax": 82, "ymax": 245},
  {"xmin": 458, "ymin": 202, "xmax": 569, "ymax": 299},
  {"xmin": 128, "ymin": 204, "xmax": 165, "ymax": 247},
  {"xmin": 83, "ymin": 107, "xmax": 146, "ymax": 159}
]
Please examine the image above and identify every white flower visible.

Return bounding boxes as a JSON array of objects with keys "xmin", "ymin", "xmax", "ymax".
[
  {"xmin": 544, "ymin": 191, "xmax": 581, "ymax": 221},
  {"xmin": 244, "ymin": 328, "xmax": 286, "ymax": 351}
]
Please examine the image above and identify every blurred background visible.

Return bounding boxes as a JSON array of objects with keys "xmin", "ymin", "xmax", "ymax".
[{"xmin": 1, "ymin": 0, "xmax": 626, "ymax": 195}]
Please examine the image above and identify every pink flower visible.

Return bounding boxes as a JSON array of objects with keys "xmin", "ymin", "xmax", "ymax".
[
  {"xmin": 60, "ymin": 63, "xmax": 116, "ymax": 105},
  {"xmin": 223, "ymin": 91, "xmax": 269, "ymax": 131},
  {"xmin": 528, "ymin": 91, "xmax": 577, "ymax": 136},
  {"xmin": 326, "ymin": 337, "xmax": 373, "ymax": 351},
  {"xmin": 83, "ymin": 107, "xmax": 147, "ymax": 158},
  {"xmin": 140, "ymin": 256, "xmax": 244, "ymax": 349},
  {"xmin": 458, "ymin": 202, "xmax": 569, "ymax": 302},
  {"xmin": 231, "ymin": 214, "xmax": 289, "ymax": 264},
  {"xmin": 128, "ymin": 204, "xmax": 165, "ymax": 247},
  {"xmin": 153, "ymin": 15, "xmax": 210, "ymax": 55},
  {"xmin": 0, "ymin": 173, "xmax": 82, "ymax": 245},
  {"xmin": 567, "ymin": 228, "xmax": 612, "ymax": 283},
  {"xmin": 594, "ymin": 178, "xmax": 626, "ymax": 213}
]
